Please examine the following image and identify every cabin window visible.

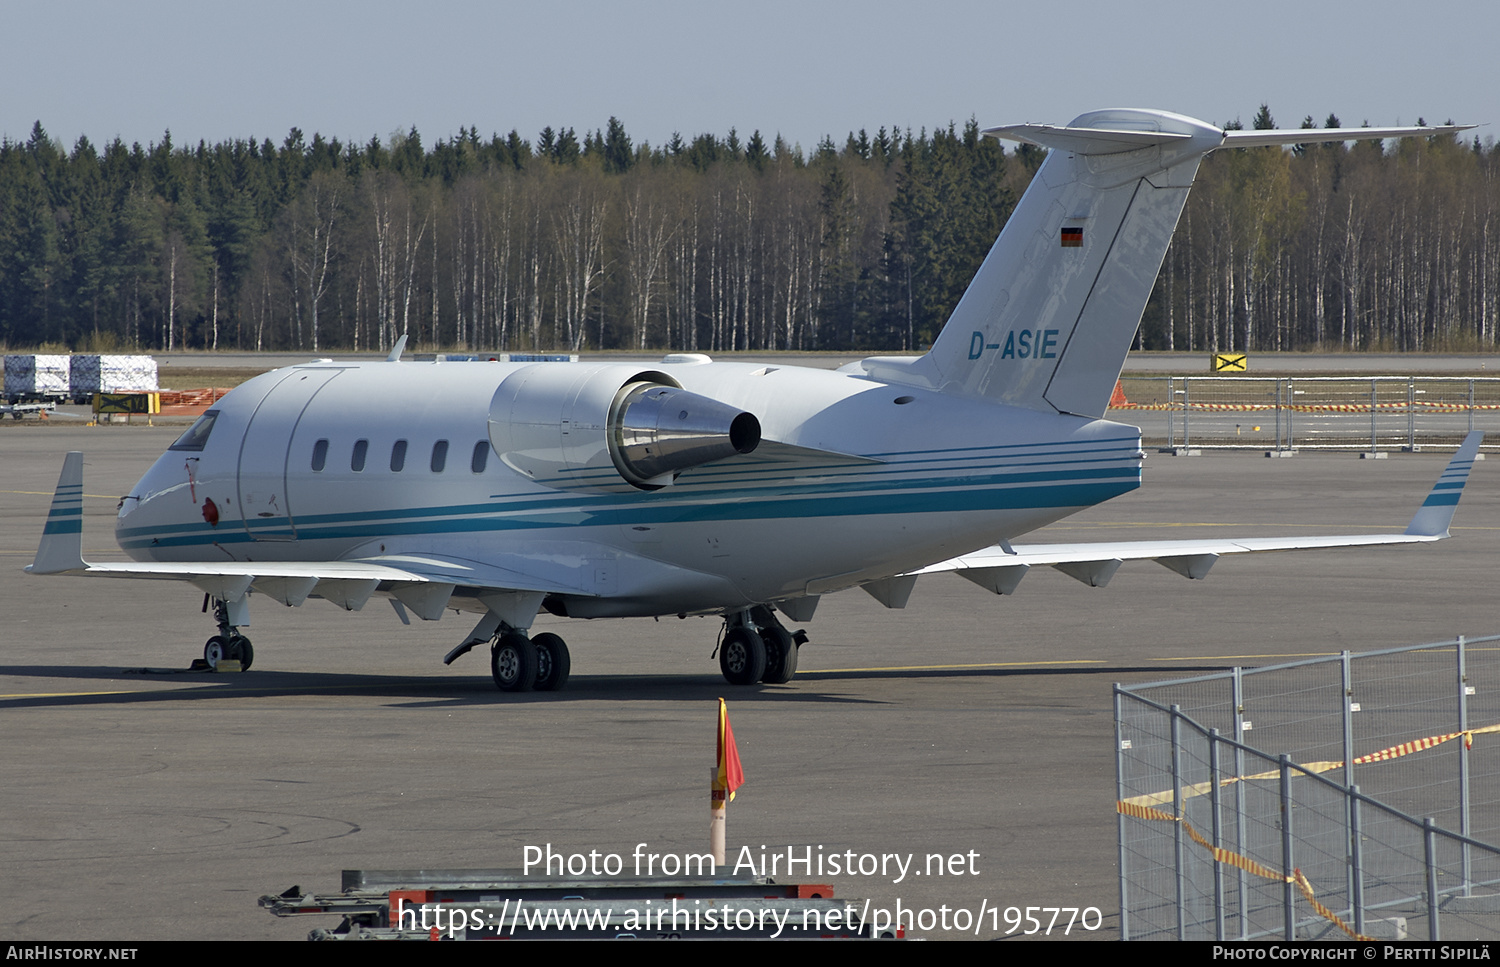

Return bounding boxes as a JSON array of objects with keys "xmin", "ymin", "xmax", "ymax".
[
  {"xmin": 431, "ymin": 440, "xmax": 449, "ymax": 472},
  {"xmin": 471, "ymin": 441, "xmax": 489, "ymax": 473},
  {"xmin": 351, "ymin": 439, "xmax": 368, "ymax": 472},
  {"xmin": 168, "ymin": 410, "xmax": 218, "ymax": 451},
  {"xmin": 391, "ymin": 439, "xmax": 408, "ymax": 472},
  {"xmin": 311, "ymin": 439, "xmax": 329, "ymax": 471}
]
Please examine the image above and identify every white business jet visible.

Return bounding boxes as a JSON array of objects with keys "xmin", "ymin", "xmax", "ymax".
[{"xmin": 28, "ymin": 109, "xmax": 1481, "ymax": 692}]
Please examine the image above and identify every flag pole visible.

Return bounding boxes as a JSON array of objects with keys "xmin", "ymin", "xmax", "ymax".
[
  {"xmin": 711, "ymin": 697, "xmax": 744, "ymax": 867},
  {"xmin": 710, "ymin": 765, "xmax": 726, "ymax": 866}
]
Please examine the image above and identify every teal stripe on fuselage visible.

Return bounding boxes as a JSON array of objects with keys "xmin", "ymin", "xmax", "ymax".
[
  {"xmin": 527, "ymin": 456, "xmax": 1138, "ymax": 499},
  {"xmin": 117, "ymin": 446, "xmax": 1140, "ymax": 539},
  {"xmin": 553, "ymin": 445, "xmax": 1140, "ymax": 489},
  {"xmin": 121, "ymin": 475, "xmax": 1137, "ymax": 550},
  {"xmin": 862, "ymin": 433, "xmax": 1140, "ymax": 458},
  {"xmin": 505, "ymin": 436, "xmax": 1142, "ymax": 491}
]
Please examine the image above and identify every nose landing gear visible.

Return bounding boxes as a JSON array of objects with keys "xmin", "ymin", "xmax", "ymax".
[
  {"xmin": 204, "ymin": 633, "xmax": 254, "ymax": 670},
  {"xmin": 203, "ymin": 596, "xmax": 253, "ymax": 670}
]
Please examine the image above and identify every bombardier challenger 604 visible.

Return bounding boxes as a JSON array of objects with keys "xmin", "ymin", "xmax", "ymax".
[{"xmin": 29, "ymin": 109, "xmax": 1481, "ymax": 691}]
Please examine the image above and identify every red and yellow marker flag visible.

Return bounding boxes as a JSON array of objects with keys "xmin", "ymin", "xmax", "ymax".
[{"xmin": 714, "ymin": 697, "xmax": 745, "ymax": 804}]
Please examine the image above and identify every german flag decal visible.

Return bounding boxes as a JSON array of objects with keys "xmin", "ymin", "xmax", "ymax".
[{"xmin": 1061, "ymin": 227, "xmax": 1083, "ymax": 248}]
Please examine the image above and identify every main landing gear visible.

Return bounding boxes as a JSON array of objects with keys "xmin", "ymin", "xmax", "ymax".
[
  {"xmin": 489, "ymin": 630, "xmax": 571, "ymax": 693},
  {"xmin": 718, "ymin": 605, "xmax": 806, "ymax": 687},
  {"xmin": 203, "ymin": 597, "xmax": 253, "ymax": 670}
]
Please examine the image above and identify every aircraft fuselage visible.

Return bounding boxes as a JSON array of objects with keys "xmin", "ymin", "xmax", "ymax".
[{"xmin": 116, "ymin": 357, "xmax": 1142, "ymax": 618}]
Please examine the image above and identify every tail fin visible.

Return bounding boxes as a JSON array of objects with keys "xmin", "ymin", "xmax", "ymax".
[
  {"xmin": 922, "ymin": 109, "xmax": 1220, "ymax": 417},
  {"xmin": 917, "ymin": 109, "xmax": 1473, "ymax": 419}
]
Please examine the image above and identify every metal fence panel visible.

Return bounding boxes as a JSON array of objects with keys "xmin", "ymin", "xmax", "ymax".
[
  {"xmin": 1116, "ymin": 376, "xmax": 1500, "ymax": 451},
  {"xmin": 1117, "ymin": 634, "xmax": 1500, "ymax": 940}
]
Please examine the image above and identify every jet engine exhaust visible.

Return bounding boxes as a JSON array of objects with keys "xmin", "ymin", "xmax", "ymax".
[{"xmin": 610, "ymin": 383, "xmax": 761, "ymax": 487}]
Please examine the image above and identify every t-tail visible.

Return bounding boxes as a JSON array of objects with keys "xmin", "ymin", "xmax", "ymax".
[{"xmin": 861, "ymin": 109, "xmax": 1471, "ymax": 418}]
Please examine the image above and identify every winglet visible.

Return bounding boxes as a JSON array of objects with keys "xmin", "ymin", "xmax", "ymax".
[
  {"xmin": 1405, "ymin": 432, "xmax": 1484, "ymax": 538},
  {"xmin": 386, "ymin": 334, "xmax": 408, "ymax": 363},
  {"xmin": 28, "ymin": 452, "xmax": 88, "ymax": 574}
]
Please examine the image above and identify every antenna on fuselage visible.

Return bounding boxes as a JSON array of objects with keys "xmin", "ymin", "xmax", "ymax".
[{"xmin": 386, "ymin": 334, "xmax": 408, "ymax": 363}]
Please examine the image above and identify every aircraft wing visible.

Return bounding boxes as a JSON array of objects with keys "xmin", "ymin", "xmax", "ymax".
[
  {"xmin": 26, "ymin": 453, "xmax": 589, "ymax": 621},
  {"xmin": 907, "ymin": 432, "xmax": 1483, "ymax": 594}
]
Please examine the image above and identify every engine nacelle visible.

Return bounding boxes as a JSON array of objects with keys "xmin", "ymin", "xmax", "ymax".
[{"xmin": 488, "ymin": 363, "xmax": 761, "ymax": 492}]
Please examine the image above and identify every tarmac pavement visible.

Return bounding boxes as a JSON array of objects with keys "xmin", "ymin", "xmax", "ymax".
[{"xmin": 1, "ymin": 420, "xmax": 1496, "ymax": 940}]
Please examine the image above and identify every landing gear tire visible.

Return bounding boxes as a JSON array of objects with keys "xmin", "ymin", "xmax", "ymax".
[
  {"xmin": 759, "ymin": 626, "xmax": 797, "ymax": 684},
  {"xmin": 719, "ymin": 628, "xmax": 766, "ymax": 686},
  {"xmin": 532, "ymin": 633, "xmax": 571, "ymax": 692},
  {"xmin": 491, "ymin": 633, "xmax": 538, "ymax": 692},
  {"xmin": 204, "ymin": 634, "xmax": 253, "ymax": 670}
]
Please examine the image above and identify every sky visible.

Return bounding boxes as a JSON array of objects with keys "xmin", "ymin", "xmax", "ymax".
[{"xmin": 4, "ymin": 0, "xmax": 1497, "ymax": 155}]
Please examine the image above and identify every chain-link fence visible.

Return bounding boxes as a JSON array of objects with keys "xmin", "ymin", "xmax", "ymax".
[
  {"xmin": 1114, "ymin": 377, "xmax": 1500, "ymax": 451},
  {"xmin": 1116, "ymin": 635, "xmax": 1500, "ymax": 941}
]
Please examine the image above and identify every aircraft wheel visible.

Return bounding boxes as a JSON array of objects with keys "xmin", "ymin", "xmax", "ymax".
[
  {"xmin": 230, "ymin": 635, "xmax": 254, "ymax": 671},
  {"xmin": 532, "ymin": 633, "xmax": 571, "ymax": 692},
  {"xmin": 759, "ymin": 626, "xmax": 797, "ymax": 684},
  {"xmin": 719, "ymin": 628, "xmax": 766, "ymax": 686},
  {"xmin": 491, "ymin": 633, "xmax": 538, "ymax": 692},
  {"xmin": 205, "ymin": 634, "xmax": 253, "ymax": 670}
]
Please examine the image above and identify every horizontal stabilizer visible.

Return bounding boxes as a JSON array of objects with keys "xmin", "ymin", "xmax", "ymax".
[
  {"xmin": 1222, "ymin": 124, "xmax": 1473, "ymax": 149},
  {"xmin": 986, "ymin": 121, "xmax": 1475, "ymax": 156},
  {"xmin": 980, "ymin": 123, "xmax": 1192, "ymax": 156}
]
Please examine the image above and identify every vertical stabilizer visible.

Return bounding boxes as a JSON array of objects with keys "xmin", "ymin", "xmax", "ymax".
[
  {"xmin": 914, "ymin": 110, "xmax": 1471, "ymax": 419},
  {"xmin": 923, "ymin": 109, "xmax": 1225, "ymax": 417}
]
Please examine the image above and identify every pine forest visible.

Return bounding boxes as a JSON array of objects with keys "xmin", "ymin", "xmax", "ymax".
[{"xmin": 1, "ymin": 107, "xmax": 1496, "ymax": 356}]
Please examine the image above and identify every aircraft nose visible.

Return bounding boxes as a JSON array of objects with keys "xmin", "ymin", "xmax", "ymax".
[{"xmin": 115, "ymin": 454, "xmax": 187, "ymax": 540}]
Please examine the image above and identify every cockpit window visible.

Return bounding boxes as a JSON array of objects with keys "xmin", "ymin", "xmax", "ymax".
[{"xmin": 168, "ymin": 411, "xmax": 219, "ymax": 451}]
